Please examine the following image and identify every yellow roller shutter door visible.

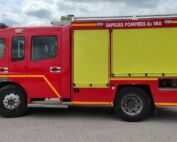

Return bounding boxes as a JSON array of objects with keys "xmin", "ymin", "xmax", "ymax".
[
  {"xmin": 74, "ymin": 30, "xmax": 109, "ymax": 87},
  {"xmin": 112, "ymin": 28, "xmax": 177, "ymax": 77}
]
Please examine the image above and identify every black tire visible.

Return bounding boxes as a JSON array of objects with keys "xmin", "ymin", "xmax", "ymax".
[
  {"xmin": 0, "ymin": 85, "xmax": 27, "ymax": 117},
  {"xmin": 114, "ymin": 86, "xmax": 150, "ymax": 122}
]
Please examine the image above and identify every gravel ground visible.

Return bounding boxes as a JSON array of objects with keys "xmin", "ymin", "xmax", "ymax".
[{"xmin": 0, "ymin": 106, "xmax": 177, "ymax": 142}]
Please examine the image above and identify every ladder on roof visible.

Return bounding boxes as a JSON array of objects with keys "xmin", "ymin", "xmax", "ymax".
[
  {"xmin": 51, "ymin": 14, "xmax": 177, "ymax": 26},
  {"xmin": 71, "ymin": 14, "xmax": 177, "ymax": 21}
]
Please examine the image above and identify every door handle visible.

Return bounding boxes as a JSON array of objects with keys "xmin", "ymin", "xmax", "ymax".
[
  {"xmin": 50, "ymin": 67, "xmax": 61, "ymax": 73},
  {"xmin": 0, "ymin": 67, "xmax": 8, "ymax": 73}
]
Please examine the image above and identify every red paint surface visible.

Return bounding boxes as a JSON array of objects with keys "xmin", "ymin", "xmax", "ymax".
[{"xmin": 72, "ymin": 18, "xmax": 177, "ymax": 30}]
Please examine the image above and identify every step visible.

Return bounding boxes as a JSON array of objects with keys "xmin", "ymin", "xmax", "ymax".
[{"xmin": 28, "ymin": 99, "xmax": 69, "ymax": 108}]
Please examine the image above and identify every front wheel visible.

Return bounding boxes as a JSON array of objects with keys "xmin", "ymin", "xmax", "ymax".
[
  {"xmin": 0, "ymin": 85, "xmax": 27, "ymax": 117},
  {"xmin": 114, "ymin": 87, "xmax": 151, "ymax": 122}
]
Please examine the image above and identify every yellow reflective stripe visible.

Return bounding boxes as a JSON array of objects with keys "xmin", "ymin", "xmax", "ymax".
[
  {"xmin": 42, "ymin": 76, "xmax": 61, "ymax": 98},
  {"xmin": 172, "ymin": 21, "xmax": 177, "ymax": 24},
  {"xmin": 155, "ymin": 102, "xmax": 177, "ymax": 106},
  {"xmin": 110, "ymin": 78, "xmax": 158, "ymax": 81},
  {"xmin": 0, "ymin": 75, "xmax": 44, "ymax": 78},
  {"xmin": 71, "ymin": 101, "xmax": 111, "ymax": 105},
  {"xmin": 0, "ymin": 75, "xmax": 61, "ymax": 98},
  {"xmin": 72, "ymin": 23, "xmax": 97, "ymax": 27}
]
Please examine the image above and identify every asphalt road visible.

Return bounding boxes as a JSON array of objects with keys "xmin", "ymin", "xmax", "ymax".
[{"xmin": 0, "ymin": 106, "xmax": 177, "ymax": 142}]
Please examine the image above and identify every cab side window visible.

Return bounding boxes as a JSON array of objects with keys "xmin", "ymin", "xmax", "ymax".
[
  {"xmin": 31, "ymin": 36, "xmax": 57, "ymax": 61},
  {"xmin": 11, "ymin": 36, "xmax": 25, "ymax": 62},
  {"xmin": 0, "ymin": 39, "xmax": 5, "ymax": 58}
]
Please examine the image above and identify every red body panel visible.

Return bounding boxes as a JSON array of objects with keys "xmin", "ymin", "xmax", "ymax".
[
  {"xmin": 71, "ymin": 18, "xmax": 177, "ymax": 30},
  {"xmin": 72, "ymin": 88, "xmax": 110, "ymax": 103}
]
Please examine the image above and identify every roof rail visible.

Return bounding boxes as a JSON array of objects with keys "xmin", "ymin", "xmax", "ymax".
[{"xmin": 72, "ymin": 14, "xmax": 177, "ymax": 21}]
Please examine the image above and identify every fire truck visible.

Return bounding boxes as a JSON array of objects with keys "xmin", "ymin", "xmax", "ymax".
[{"xmin": 1, "ymin": 14, "xmax": 177, "ymax": 121}]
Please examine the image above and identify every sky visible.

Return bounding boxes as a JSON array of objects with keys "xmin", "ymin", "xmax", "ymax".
[{"xmin": 0, "ymin": 0, "xmax": 177, "ymax": 26}]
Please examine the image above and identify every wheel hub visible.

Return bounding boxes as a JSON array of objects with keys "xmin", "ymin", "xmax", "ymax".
[
  {"xmin": 121, "ymin": 94, "xmax": 143, "ymax": 116},
  {"xmin": 3, "ymin": 93, "xmax": 21, "ymax": 110},
  {"xmin": 8, "ymin": 100, "xmax": 15, "ymax": 106},
  {"xmin": 127, "ymin": 100, "xmax": 136, "ymax": 108}
]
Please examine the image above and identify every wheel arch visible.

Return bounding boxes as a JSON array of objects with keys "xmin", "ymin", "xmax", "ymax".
[
  {"xmin": 114, "ymin": 85, "xmax": 155, "ymax": 110},
  {"xmin": 0, "ymin": 82, "xmax": 27, "ymax": 97}
]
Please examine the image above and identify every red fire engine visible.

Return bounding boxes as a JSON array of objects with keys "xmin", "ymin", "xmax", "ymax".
[{"xmin": 0, "ymin": 14, "xmax": 177, "ymax": 121}]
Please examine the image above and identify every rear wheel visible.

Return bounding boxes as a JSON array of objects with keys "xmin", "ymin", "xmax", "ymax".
[
  {"xmin": 114, "ymin": 86, "xmax": 151, "ymax": 122},
  {"xmin": 0, "ymin": 85, "xmax": 27, "ymax": 117}
]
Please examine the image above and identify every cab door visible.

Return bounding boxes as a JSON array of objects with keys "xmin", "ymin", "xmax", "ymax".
[
  {"xmin": 0, "ymin": 36, "xmax": 9, "ymax": 75},
  {"xmin": 27, "ymin": 28, "xmax": 62, "ymax": 99}
]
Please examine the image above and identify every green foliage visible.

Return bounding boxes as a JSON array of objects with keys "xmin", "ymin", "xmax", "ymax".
[{"xmin": 61, "ymin": 16, "xmax": 70, "ymax": 21}]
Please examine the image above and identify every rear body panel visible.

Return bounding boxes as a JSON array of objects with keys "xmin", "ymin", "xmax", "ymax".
[{"xmin": 71, "ymin": 17, "xmax": 177, "ymax": 106}]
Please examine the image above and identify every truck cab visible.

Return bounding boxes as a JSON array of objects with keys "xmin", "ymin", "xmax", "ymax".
[{"xmin": 0, "ymin": 24, "xmax": 72, "ymax": 115}]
